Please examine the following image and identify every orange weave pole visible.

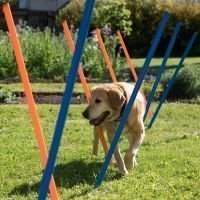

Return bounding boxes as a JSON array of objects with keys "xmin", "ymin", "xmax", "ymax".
[
  {"xmin": 117, "ymin": 31, "xmax": 138, "ymax": 82},
  {"xmin": 95, "ymin": 28, "xmax": 117, "ymax": 82},
  {"xmin": 3, "ymin": 3, "xmax": 59, "ymax": 200},
  {"xmin": 117, "ymin": 30, "xmax": 153, "ymax": 117},
  {"xmin": 62, "ymin": 20, "xmax": 109, "ymax": 155}
]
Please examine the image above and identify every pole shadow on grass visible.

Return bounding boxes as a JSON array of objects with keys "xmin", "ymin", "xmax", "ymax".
[{"xmin": 9, "ymin": 159, "xmax": 122, "ymax": 197}]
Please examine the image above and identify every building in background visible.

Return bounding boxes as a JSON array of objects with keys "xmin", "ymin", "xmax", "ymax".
[
  {"xmin": 0, "ymin": 0, "xmax": 70, "ymax": 29},
  {"xmin": 19, "ymin": 0, "xmax": 70, "ymax": 12}
]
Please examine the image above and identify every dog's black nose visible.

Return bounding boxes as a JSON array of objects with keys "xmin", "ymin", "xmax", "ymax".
[{"xmin": 82, "ymin": 109, "xmax": 89, "ymax": 119}]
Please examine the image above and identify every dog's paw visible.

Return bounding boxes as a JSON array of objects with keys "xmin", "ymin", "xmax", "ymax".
[
  {"xmin": 111, "ymin": 161, "xmax": 117, "ymax": 168},
  {"xmin": 124, "ymin": 158, "xmax": 133, "ymax": 171},
  {"xmin": 120, "ymin": 168, "xmax": 129, "ymax": 176},
  {"xmin": 124, "ymin": 155, "xmax": 138, "ymax": 171},
  {"xmin": 133, "ymin": 159, "xmax": 138, "ymax": 167}
]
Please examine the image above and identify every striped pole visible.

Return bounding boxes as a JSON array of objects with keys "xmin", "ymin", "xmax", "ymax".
[
  {"xmin": 148, "ymin": 32, "xmax": 198, "ymax": 128},
  {"xmin": 38, "ymin": 0, "xmax": 96, "ymax": 199},
  {"xmin": 95, "ymin": 12, "xmax": 170, "ymax": 188},
  {"xmin": 143, "ymin": 23, "xmax": 181, "ymax": 122}
]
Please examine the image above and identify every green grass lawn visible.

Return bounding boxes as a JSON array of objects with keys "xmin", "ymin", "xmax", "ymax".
[
  {"xmin": 0, "ymin": 82, "xmax": 160, "ymax": 95},
  {"xmin": 0, "ymin": 103, "xmax": 199, "ymax": 199},
  {"xmin": 132, "ymin": 57, "xmax": 200, "ymax": 68},
  {"xmin": 0, "ymin": 57, "xmax": 199, "ymax": 94},
  {"xmin": 0, "ymin": 83, "xmax": 99, "ymax": 93},
  {"xmin": 132, "ymin": 57, "xmax": 200, "ymax": 76}
]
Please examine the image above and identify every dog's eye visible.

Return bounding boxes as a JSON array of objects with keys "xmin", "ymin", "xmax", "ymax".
[{"xmin": 95, "ymin": 99, "xmax": 101, "ymax": 104}]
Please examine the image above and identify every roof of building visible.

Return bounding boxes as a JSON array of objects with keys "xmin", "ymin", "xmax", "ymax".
[{"xmin": 19, "ymin": 0, "xmax": 70, "ymax": 12}]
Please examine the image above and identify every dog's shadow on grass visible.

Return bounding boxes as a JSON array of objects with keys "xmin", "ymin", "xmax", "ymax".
[{"xmin": 9, "ymin": 159, "xmax": 121, "ymax": 197}]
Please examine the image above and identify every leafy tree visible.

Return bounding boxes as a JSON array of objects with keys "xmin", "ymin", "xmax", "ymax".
[{"xmin": 57, "ymin": 0, "xmax": 132, "ymax": 36}]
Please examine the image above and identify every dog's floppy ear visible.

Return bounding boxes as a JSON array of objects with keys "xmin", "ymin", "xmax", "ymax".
[{"xmin": 107, "ymin": 88, "xmax": 126, "ymax": 110}]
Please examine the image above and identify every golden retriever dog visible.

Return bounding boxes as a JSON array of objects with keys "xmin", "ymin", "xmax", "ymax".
[{"xmin": 82, "ymin": 82, "xmax": 145, "ymax": 175}]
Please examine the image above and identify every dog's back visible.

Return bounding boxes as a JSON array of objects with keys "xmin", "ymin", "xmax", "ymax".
[{"xmin": 116, "ymin": 82, "xmax": 145, "ymax": 129}]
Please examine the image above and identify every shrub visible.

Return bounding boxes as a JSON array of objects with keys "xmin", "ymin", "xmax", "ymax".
[
  {"xmin": 57, "ymin": 0, "xmax": 132, "ymax": 36},
  {"xmin": 80, "ymin": 25, "xmax": 126, "ymax": 80},
  {"xmin": 82, "ymin": 36, "xmax": 105, "ymax": 79},
  {"xmin": 125, "ymin": 0, "xmax": 164, "ymax": 57},
  {"xmin": 0, "ymin": 86, "xmax": 16, "ymax": 103},
  {"xmin": 93, "ymin": 0, "xmax": 132, "ymax": 36},
  {"xmin": 142, "ymin": 82, "xmax": 162, "ymax": 100},
  {"xmin": 0, "ymin": 30, "xmax": 17, "ymax": 79},
  {"xmin": 161, "ymin": 64, "xmax": 200, "ymax": 99},
  {"xmin": 57, "ymin": 0, "xmax": 84, "ymax": 29},
  {"xmin": 100, "ymin": 25, "xmax": 126, "ymax": 79},
  {"xmin": 157, "ymin": 0, "xmax": 200, "ymax": 57},
  {"xmin": 19, "ymin": 26, "xmax": 72, "ymax": 80},
  {"xmin": 125, "ymin": 0, "xmax": 200, "ymax": 57},
  {"xmin": 0, "ymin": 23, "xmax": 125, "ymax": 81},
  {"xmin": 0, "ymin": 25, "xmax": 72, "ymax": 81}
]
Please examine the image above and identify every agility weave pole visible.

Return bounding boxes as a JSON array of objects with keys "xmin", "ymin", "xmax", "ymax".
[
  {"xmin": 62, "ymin": 20, "xmax": 109, "ymax": 156},
  {"xmin": 117, "ymin": 30, "xmax": 153, "ymax": 117},
  {"xmin": 38, "ymin": 0, "xmax": 96, "ymax": 199},
  {"xmin": 95, "ymin": 28, "xmax": 117, "ymax": 82},
  {"xmin": 116, "ymin": 31, "xmax": 138, "ymax": 82},
  {"xmin": 95, "ymin": 12, "xmax": 170, "ymax": 188},
  {"xmin": 2, "ymin": 3, "xmax": 59, "ymax": 200},
  {"xmin": 148, "ymin": 32, "xmax": 198, "ymax": 129},
  {"xmin": 143, "ymin": 23, "xmax": 181, "ymax": 122}
]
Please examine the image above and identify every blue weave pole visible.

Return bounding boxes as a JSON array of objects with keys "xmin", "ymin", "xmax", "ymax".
[
  {"xmin": 148, "ymin": 32, "xmax": 198, "ymax": 129},
  {"xmin": 143, "ymin": 23, "xmax": 181, "ymax": 122},
  {"xmin": 94, "ymin": 12, "xmax": 170, "ymax": 188},
  {"xmin": 38, "ymin": 0, "xmax": 96, "ymax": 199}
]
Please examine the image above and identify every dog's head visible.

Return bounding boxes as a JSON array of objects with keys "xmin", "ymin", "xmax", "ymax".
[{"xmin": 82, "ymin": 84, "xmax": 126, "ymax": 126}]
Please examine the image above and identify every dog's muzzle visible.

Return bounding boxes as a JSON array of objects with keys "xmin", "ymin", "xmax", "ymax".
[
  {"xmin": 82, "ymin": 109, "xmax": 89, "ymax": 119},
  {"xmin": 89, "ymin": 111, "xmax": 110, "ymax": 126}
]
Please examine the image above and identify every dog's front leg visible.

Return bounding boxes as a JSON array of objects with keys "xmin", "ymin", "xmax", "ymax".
[
  {"xmin": 106, "ymin": 124, "xmax": 128, "ymax": 175},
  {"xmin": 92, "ymin": 127, "xmax": 100, "ymax": 156},
  {"xmin": 124, "ymin": 129, "xmax": 145, "ymax": 171}
]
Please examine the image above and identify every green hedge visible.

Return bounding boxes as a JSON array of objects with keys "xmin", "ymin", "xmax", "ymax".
[
  {"xmin": 126, "ymin": 0, "xmax": 200, "ymax": 57},
  {"xmin": 58, "ymin": 0, "xmax": 132, "ymax": 36},
  {"xmin": 161, "ymin": 64, "xmax": 200, "ymax": 99},
  {"xmin": 57, "ymin": 0, "xmax": 200, "ymax": 57}
]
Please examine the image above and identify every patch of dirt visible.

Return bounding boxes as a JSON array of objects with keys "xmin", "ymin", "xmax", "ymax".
[{"xmin": 13, "ymin": 91, "xmax": 87, "ymax": 104}]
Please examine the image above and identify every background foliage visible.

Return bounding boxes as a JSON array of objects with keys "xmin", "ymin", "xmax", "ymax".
[
  {"xmin": 125, "ymin": 0, "xmax": 200, "ymax": 57},
  {"xmin": 0, "ymin": 24, "xmax": 125, "ymax": 81},
  {"xmin": 0, "ymin": 26, "xmax": 72, "ymax": 81},
  {"xmin": 58, "ymin": 0, "xmax": 132, "ymax": 36},
  {"xmin": 58, "ymin": 0, "xmax": 200, "ymax": 57},
  {"xmin": 161, "ymin": 64, "xmax": 200, "ymax": 99},
  {"xmin": 0, "ymin": 0, "xmax": 199, "ymax": 100}
]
